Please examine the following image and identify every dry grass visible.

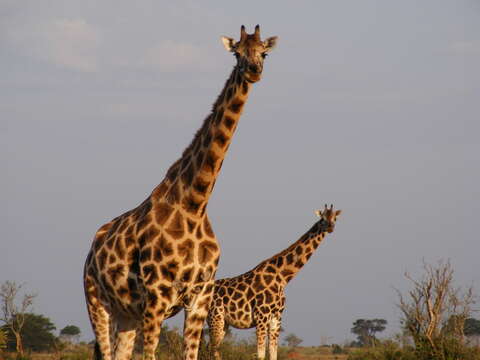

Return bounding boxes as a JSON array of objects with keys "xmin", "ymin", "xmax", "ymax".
[
  {"xmin": 282, "ymin": 346, "xmax": 349, "ymax": 360},
  {"xmin": 3, "ymin": 345, "xmax": 351, "ymax": 360}
]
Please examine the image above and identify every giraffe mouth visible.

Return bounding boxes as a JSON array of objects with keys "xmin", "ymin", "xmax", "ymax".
[{"xmin": 244, "ymin": 72, "xmax": 261, "ymax": 83}]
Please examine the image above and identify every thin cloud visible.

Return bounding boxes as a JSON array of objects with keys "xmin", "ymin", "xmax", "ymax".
[
  {"xmin": 140, "ymin": 40, "xmax": 214, "ymax": 71},
  {"xmin": 45, "ymin": 19, "xmax": 100, "ymax": 72},
  {"xmin": 5, "ymin": 17, "xmax": 100, "ymax": 72},
  {"xmin": 449, "ymin": 41, "xmax": 480, "ymax": 55}
]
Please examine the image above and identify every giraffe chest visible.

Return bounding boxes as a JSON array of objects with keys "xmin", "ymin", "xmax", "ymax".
[
  {"xmin": 137, "ymin": 230, "xmax": 220, "ymax": 287},
  {"xmin": 91, "ymin": 208, "xmax": 220, "ymax": 318}
]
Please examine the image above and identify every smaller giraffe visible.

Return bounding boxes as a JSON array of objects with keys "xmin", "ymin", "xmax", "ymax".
[{"xmin": 207, "ymin": 205, "xmax": 341, "ymax": 360}]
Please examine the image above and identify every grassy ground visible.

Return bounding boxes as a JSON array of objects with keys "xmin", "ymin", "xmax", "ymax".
[
  {"xmin": 2, "ymin": 345, "xmax": 350, "ymax": 360},
  {"xmin": 283, "ymin": 346, "xmax": 349, "ymax": 360}
]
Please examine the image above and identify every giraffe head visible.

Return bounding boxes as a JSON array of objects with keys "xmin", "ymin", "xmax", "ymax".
[
  {"xmin": 315, "ymin": 204, "xmax": 342, "ymax": 233},
  {"xmin": 221, "ymin": 25, "xmax": 278, "ymax": 83}
]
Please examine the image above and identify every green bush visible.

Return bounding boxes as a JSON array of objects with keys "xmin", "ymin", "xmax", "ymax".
[
  {"xmin": 347, "ymin": 338, "xmax": 480, "ymax": 360},
  {"xmin": 0, "ymin": 329, "xmax": 6, "ymax": 350},
  {"xmin": 347, "ymin": 341, "xmax": 416, "ymax": 360},
  {"xmin": 416, "ymin": 337, "xmax": 480, "ymax": 360},
  {"xmin": 332, "ymin": 344, "xmax": 348, "ymax": 354}
]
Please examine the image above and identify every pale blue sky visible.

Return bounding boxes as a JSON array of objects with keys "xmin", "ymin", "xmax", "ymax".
[{"xmin": 2, "ymin": 0, "xmax": 479, "ymax": 345}]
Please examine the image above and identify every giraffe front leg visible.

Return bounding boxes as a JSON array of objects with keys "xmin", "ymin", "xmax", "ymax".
[
  {"xmin": 268, "ymin": 315, "xmax": 282, "ymax": 360},
  {"xmin": 143, "ymin": 315, "xmax": 164, "ymax": 360},
  {"xmin": 255, "ymin": 322, "xmax": 268, "ymax": 360},
  {"xmin": 142, "ymin": 296, "xmax": 166, "ymax": 360},
  {"xmin": 207, "ymin": 301, "xmax": 226, "ymax": 360},
  {"xmin": 112, "ymin": 316, "xmax": 137, "ymax": 360},
  {"xmin": 183, "ymin": 281, "xmax": 215, "ymax": 360}
]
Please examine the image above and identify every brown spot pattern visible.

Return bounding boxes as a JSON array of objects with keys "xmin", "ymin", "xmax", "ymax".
[
  {"xmin": 199, "ymin": 241, "xmax": 218, "ymax": 265},
  {"xmin": 156, "ymin": 235, "xmax": 173, "ymax": 257},
  {"xmin": 193, "ymin": 178, "xmax": 209, "ymax": 196},
  {"xmin": 229, "ymin": 98, "xmax": 244, "ymax": 113},
  {"xmin": 155, "ymin": 202, "xmax": 173, "ymax": 225},
  {"xmin": 242, "ymin": 80, "xmax": 249, "ymax": 94},
  {"xmin": 214, "ymin": 130, "xmax": 228, "ymax": 149},
  {"xmin": 181, "ymin": 163, "xmax": 195, "ymax": 187},
  {"xmin": 202, "ymin": 150, "xmax": 219, "ymax": 174},
  {"xmin": 183, "ymin": 195, "xmax": 201, "ymax": 214},
  {"xmin": 203, "ymin": 217, "xmax": 214, "ymax": 237},
  {"xmin": 178, "ymin": 239, "xmax": 194, "ymax": 265},
  {"xmin": 165, "ymin": 211, "xmax": 184, "ymax": 239},
  {"xmin": 224, "ymin": 116, "xmax": 236, "ymax": 130}
]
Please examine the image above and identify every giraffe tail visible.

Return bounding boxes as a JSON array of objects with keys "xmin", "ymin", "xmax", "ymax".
[{"xmin": 94, "ymin": 341, "xmax": 102, "ymax": 360}]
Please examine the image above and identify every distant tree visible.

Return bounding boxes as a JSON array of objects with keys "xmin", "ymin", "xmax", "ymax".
[
  {"xmin": 464, "ymin": 318, "xmax": 480, "ymax": 337},
  {"xmin": 60, "ymin": 325, "xmax": 81, "ymax": 343},
  {"xmin": 284, "ymin": 333, "xmax": 303, "ymax": 347},
  {"xmin": 4, "ymin": 313, "xmax": 56, "ymax": 352},
  {"xmin": 319, "ymin": 335, "xmax": 332, "ymax": 346},
  {"xmin": 351, "ymin": 318, "xmax": 387, "ymax": 346},
  {"xmin": 0, "ymin": 281, "xmax": 36, "ymax": 356},
  {"xmin": 465, "ymin": 318, "xmax": 480, "ymax": 347}
]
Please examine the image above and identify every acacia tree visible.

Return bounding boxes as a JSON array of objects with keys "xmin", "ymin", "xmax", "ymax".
[
  {"xmin": 351, "ymin": 318, "xmax": 387, "ymax": 346},
  {"xmin": 284, "ymin": 333, "xmax": 303, "ymax": 347},
  {"xmin": 0, "ymin": 281, "xmax": 36, "ymax": 356},
  {"xmin": 396, "ymin": 259, "xmax": 475, "ymax": 359},
  {"xmin": 60, "ymin": 325, "xmax": 81, "ymax": 344}
]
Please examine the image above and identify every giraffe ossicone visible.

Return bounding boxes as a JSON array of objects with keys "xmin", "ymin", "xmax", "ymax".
[
  {"xmin": 83, "ymin": 25, "xmax": 278, "ymax": 360},
  {"xmin": 207, "ymin": 205, "xmax": 341, "ymax": 360}
]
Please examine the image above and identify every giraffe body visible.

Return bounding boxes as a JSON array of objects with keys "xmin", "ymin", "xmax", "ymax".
[
  {"xmin": 207, "ymin": 205, "xmax": 341, "ymax": 360},
  {"xmin": 83, "ymin": 25, "xmax": 277, "ymax": 360}
]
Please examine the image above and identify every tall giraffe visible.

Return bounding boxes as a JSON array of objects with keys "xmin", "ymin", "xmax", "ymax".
[
  {"xmin": 83, "ymin": 25, "xmax": 278, "ymax": 360},
  {"xmin": 207, "ymin": 205, "xmax": 341, "ymax": 360}
]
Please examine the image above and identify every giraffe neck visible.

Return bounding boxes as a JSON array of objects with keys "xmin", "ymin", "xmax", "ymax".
[
  {"xmin": 152, "ymin": 66, "xmax": 252, "ymax": 217},
  {"xmin": 263, "ymin": 223, "xmax": 328, "ymax": 285}
]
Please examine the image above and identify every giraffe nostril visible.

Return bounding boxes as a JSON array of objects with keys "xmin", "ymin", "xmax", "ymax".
[{"xmin": 248, "ymin": 64, "xmax": 259, "ymax": 74}]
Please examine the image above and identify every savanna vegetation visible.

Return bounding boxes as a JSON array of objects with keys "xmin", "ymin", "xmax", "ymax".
[{"xmin": 1, "ymin": 259, "xmax": 479, "ymax": 360}]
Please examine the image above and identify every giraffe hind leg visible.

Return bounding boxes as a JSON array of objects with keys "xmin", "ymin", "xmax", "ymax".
[
  {"xmin": 85, "ymin": 273, "xmax": 113, "ymax": 360},
  {"xmin": 86, "ymin": 301, "xmax": 113, "ymax": 360},
  {"xmin": 207, "ymin": 310, "xmax": 226, "ymax": 360}
]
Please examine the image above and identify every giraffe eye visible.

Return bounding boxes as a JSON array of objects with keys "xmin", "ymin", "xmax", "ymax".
[
  {"xmin": 234, "ymin": 52, "xmax": 240, "ymax": 58},
  {"xmin": 261, "ymin": 52, "xmax": 268, "ymax": 59}
]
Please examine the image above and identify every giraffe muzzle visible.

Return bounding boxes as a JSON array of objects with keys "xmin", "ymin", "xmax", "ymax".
[{"xmin": 244, "ymin": 71, "xmax": 262, "ymax": 83}]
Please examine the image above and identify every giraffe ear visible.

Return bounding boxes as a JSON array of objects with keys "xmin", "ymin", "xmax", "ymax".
[
  {"xmin": 335, "ymin": 210, "xmax": 342, "ymax": 216},
  {"xmin": 315, "ymin": 210, "xmax": 322, "ymax": 218},
  {"xmin": 221, "ymin": 36, "xmax": 236, "ymax": 52},
  {"xmin": 263, "ymin": 36, "xmax": 278, "ymax": 52}
]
